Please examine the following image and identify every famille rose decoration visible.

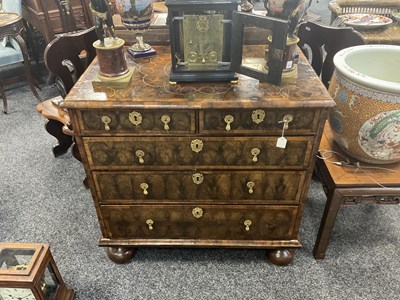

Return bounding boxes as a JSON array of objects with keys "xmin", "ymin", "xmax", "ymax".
[
  {"xmin": 115, "ymin": 0, "xmax": 156, "ymax": 58},
  {"xmin": 329, "ymin": 45, "xmax": 400, "ymax": 164}
]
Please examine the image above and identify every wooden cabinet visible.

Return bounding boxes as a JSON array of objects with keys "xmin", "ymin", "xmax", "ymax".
[
  {"xmin": 22, "ymin": 0, "xmax": 92, "ymax": 43},
  {"xmin": 62, "ymin": 46, "xmax": 335, "ymax": 265}
]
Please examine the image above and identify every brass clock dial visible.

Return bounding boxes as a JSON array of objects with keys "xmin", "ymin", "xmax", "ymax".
[{"xmin": 0, "ymin": 288, "xmax": 35, "ymax": 300}]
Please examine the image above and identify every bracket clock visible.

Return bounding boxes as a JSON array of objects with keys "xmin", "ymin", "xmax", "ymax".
[
  {"xmin": 0, "ymin": 243, "xmax": 74, "ymax": 300},
  {"xmin": 165, "ymin": 0, "xmax": 289, "ymax": 85}
]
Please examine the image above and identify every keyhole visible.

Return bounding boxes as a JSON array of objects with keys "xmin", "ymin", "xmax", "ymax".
[{"xmin": 134, "ymin": 116, "xmax": 138, "ymax": 122}]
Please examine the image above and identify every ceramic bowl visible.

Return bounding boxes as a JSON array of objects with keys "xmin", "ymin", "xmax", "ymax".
[{"xmin": 328, "ymin": 45, "xmax": 400, "ymax": 164}]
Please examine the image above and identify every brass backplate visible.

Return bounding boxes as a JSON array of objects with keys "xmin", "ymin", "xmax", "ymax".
[{"xmin": 182, "ymin": 14, "xmax": 224, "ymax": 70}]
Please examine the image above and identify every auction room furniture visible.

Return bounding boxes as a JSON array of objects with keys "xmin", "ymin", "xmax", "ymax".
[
  {"xmin": 61, "ymin": 46, "xmax": 335, "ymax": 266},
  {"xmin": 0, "ymin": 12, "xmax": 41, "ymax": 113},
  {"xmin": 36, "ymin": 26, "xmax": 97, "ymax": 157},
  {"xmin": 313, "ymin": 125, "xmax": 400, "ymax": 259},
  {"xmin": 22, "ymin": 0, "xmax": 93, "ymax": 44},
  {"xmin": 328, "ymin": 0, "xmax": 400, "ymax": 45},
  {"xmin": 297, "ymin": 21, "xmax": 365, "ymax": 88}
]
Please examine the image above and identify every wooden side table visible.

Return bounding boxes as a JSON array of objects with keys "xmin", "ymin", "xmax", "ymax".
[
  {"xmin": 313, "ymin": 125, "xmax": 400, "ymax": 259},
  {"xmin": 0, "ymin": 12, "xmax": 42, "ymax": 113}
]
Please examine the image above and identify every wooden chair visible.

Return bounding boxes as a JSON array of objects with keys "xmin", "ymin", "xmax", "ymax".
[
  {"xmin": 36, "ymin": 26, "xmax": 97, "ymax": 157},
  {"xmin": 0, "ymin": 0, "xmax": 42, "ymax": 114},
  {"xmin": 297, "ymin": 21, "xmax": 365, "ymax": 89}
]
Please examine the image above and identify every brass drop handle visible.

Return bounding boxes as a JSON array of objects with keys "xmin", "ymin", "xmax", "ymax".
[
  {"xmin": 282, "ymin": 114, "xmax": 293, "ymax": 130},
  {"xmin": 191, "ymin": 139, "xmax": 204, "ymax": 153},
  {"xmin": 135, "ymin": 150, "xmax": 145, "ymax": 164},
  {"xmin": 101, "ymin": 116, "xmax": 111, "ymax": 131},
  {"xmin": 161, "ymin": 114, "xmax": 171, "ymax": 131},
  {"xmin": 146, "ymin": 219, "xmax": 154, "ymax": 230},
  {"xmin": 224, "ymin": 114, "xmax": 234, "ymax": 131},
  {"xmin": 140, "ymin": 183, "xmax": 149, "ymax": 195},
  {"xmin": 192, "ymin": 207, "xmax": 203, "ymax": 219},
  {"xmin": 244, "ymin": 220, "xmax": 252, "ymax": 231},
  {"xmin": 247, "ymin": 181, "xmax": 255, "ymax": 194},
  {"xmin": 251, "ymin": 148, "xmax": 260, "ymax": 162}
]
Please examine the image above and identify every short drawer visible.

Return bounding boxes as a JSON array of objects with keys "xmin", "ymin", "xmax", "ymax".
[
  {"xmin": 200, "ymin": 108, "xmax": 320, "ymax": 134},
  {"xmin": 83, "ymin": 136, "xmax": 314, "ymax": 169},
  {"xmin": 101, "ymin": 204, "xmax": 298, "ymax": 240},
  {"xmin": 76, "ymin": 109, "xmax": 195, "ymax": 134},
  {"xmin": 93, "ymin": 170, "xmax": 306, "ymax": 204}
]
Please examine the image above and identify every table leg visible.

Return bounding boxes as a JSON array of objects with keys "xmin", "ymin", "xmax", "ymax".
[
  {"xmin": 0, "ymin": 82, "xmax": 7, "ymax": 114},
  {"xmin": 14, "ymin": 34, "xmax": 42, "ymax": 103},
  {"xmin": 313, "ymin": 189, "xmax": 343, "ymax": 259}
]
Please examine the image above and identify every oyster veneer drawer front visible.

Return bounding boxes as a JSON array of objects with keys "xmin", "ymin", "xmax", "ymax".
[
  {"xmin": 77, "ymin": 109, "xmax": 195, "ymax": 134},
  {"xmin": 93, "ymin": 171, "xmax": 306, "ymax": 204},
  {"xmin": 83, "ymin": 136, "xmax": 314, "ymax": 169},
  {"xmin": 200, "ymin": 109, "xmax": 320, "ymax": 134},
  {"xmin": 101, "ymin": 204, "xmax": 298, "ymax": 240}
]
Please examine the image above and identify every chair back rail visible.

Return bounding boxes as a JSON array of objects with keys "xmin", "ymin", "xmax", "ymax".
[
  {"xmin": 297, "ymin": 21, "xmax": 365, "ymax": 88},
  {"xmin": 44, "ymin": 26, "xmax": 97, "ymax": 95}
]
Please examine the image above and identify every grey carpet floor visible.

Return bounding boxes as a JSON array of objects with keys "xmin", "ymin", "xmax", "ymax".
[{"xmin": 1, "ymin": 1, "xmax": 400, "ymax": 299}]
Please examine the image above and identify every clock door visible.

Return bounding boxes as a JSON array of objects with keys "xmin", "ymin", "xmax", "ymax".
[{"xmin": 230, "ymin": 11, "xmax": 288, "ymax": 85}]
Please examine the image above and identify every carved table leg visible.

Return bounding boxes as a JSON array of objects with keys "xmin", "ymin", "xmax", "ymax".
[
  {"xmin": 107, "ymin": 247, "xmax": 137, "ymax": 264},
  {"xmin": 45, "ymin": 119, "xmax": 73, "ymax": 157},
  {"xmin": 266, "ymin": 249, "xmax": 295, "ymax": 266}
]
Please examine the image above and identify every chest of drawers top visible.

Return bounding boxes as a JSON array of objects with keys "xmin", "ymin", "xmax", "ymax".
[{"xmin": 61, "ymin": 46, "xmax": 334, "ymax": 111}]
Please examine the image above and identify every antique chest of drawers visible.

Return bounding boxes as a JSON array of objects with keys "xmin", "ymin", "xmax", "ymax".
[{"xmin": 62, "ymin": 46, "xmax": 335, "ymax": 265}]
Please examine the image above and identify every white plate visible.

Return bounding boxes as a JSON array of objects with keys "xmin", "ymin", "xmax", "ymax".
[{"xmin": 342, "ymin": 14, "xmax": 393, "ymax": 29}]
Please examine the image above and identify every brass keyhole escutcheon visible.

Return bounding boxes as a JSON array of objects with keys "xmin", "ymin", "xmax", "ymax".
[
  {"xmin": 129, "ymin": 111, "xmax": 143, "ymax": 126},
  {"xmin": 247, "ymin": 181, "xmax": 255, "ymax": 194},
  {"xmin": 282, "ymin": 114, "xmax": 293, "ymax": 130},
  {"xmin": 146, "ymin": 219, "xmax": 154, "ymax": 230},
  {"xmin": 244, "ymin": 220, "xmax": 252, "ymax": 231},
  {"xmin": 135, "ymin": 150, "xmax": 145, "ymax": 164},
  {"xmin": 252, "ymin": 109, "xmax": 265, "ymax": 124},
  {"xmin": 192, "ymin": 173, "xmax": 204, "ymax": 185},
  {"xmin": 192, "ymin": 207, "xmax": 203, "ymax": 219},
  {"xmin": 251, "ymin": 148, "xmax": 260, "ymax": 162},
  {"xmin": 140, "ymin": 183, "xmax": 149, "ymax": 195},
  {"xmin": 101, "ymin": 116, "xmax": 111, "ymax": 131},
  {"xmin": 224, "ymin": 114, "xmax": 234, "ymax": 131},
  {"xmin": 190, "ymin": 139, "xmax": 204, "ymax": 153},
  {"xmin": 161, "ymin": 114, "xmax": 171, "ymax": 131}
]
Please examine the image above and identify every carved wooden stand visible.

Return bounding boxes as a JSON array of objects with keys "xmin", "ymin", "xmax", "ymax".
[{"xmin": 313, "ymin": 125, "xmax": 400, "ymax": 259}]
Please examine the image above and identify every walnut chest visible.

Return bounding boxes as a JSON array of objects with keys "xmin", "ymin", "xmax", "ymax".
[{"xmin": 62, "ymin": 46, "xmax": 335, "ymax": 265}]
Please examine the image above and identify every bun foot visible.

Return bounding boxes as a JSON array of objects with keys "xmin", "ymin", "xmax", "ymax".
[
  {"xmin": 107, "ymin": 247, "xmax": 137, "ymax": 264},
  {"xmin": 266, "ymin": 249, "xmax": 295, "ymax": 266}
]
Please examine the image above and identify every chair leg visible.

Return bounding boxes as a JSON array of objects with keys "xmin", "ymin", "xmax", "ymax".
[{"xmin": 0, "ymin": 81, "xmax": 7, "ymax": 114}]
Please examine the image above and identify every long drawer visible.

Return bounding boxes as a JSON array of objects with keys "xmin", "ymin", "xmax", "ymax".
[
  {"xmin": 101, "ymin": 204, "xmax": 298, "ymax": 240},
  {"xmin": 83, "ymin": 136, "xmax": 314, "ymax": 170},
  {"xmin": 93, "ymin": 170, "xmax": 306, "ymax": 204}
]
